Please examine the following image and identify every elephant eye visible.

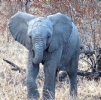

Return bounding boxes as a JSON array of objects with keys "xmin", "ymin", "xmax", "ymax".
[
  {"xmin": 47, "ymin": 35, "xmax": 50, "ymax": 39},
  {"xmin": 29, "ymin": 36, "xmax": 32, "ymax": 38}
]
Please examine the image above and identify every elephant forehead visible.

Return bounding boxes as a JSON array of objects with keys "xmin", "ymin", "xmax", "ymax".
[
  {"xmin": 28, "ymin": 18, "xmax": 53, "ymax": 35},
  {"xmin": 29, "ymin": 17, "xmax": 52, "ymax": 27}
]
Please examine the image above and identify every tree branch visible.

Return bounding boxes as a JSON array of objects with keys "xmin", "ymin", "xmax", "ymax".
[{"xmin": 3, "ymin": 59, "xmax": 25, "ymax": 73}]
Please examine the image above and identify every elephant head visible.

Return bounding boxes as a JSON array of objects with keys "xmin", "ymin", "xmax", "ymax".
[{"xmin": 8, "ymin": 12, "xmax": 73, "ymax": 64}]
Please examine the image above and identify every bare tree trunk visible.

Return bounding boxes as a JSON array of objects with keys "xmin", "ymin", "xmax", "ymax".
[{"xmin": 25, "ymin": 0, "xmax": 30, "ymax": 13}]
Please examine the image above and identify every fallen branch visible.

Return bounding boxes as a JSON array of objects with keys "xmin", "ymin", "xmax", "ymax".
[
  {"xmin": 3, "ymin": 59, "xmax": 25, "ymax": 73},
  {"xmin": 3, "ymin": 59, "xmax": 101, "ymax": 81},
  {"xmin": 78, "ymin": 70, "xmax": 101, "ymax": 80}
]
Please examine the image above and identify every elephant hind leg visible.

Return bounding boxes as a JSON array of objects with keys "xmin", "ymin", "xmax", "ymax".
[{"xmin": 58, "ymin": 71, "xmax": 67, "ymax": 82}]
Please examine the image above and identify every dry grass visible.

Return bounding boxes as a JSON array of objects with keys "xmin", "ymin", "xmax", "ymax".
[
  {"xmin": 0, "ymin": 1, "xmax": 101, "ymax": 100},
  {"xmin": 0, "ymin": 30, "xmax": 101, "ymax": 100}
]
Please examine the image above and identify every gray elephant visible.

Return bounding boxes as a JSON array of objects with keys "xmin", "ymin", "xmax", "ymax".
[{"xmin": 8, "ymin": 11, "xmax": 80, "ymax": 100}]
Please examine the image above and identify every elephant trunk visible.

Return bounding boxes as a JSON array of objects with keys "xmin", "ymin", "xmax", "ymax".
[{"xmin": 32, "ymin": 37, "xmax": 44, "ymax": 64}]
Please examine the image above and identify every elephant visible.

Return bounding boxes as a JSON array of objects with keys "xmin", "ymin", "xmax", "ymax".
[{"xmin": 8, "ymin": 11, "xmax": 80, "ymax": 100}]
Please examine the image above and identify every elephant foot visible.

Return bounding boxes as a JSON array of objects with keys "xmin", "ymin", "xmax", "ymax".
[
  {"xmin": 43, "ymin": 89, "xmax": 55, "ymax": 100},
  {"xmin": 27, "ymin": 96, "xmax": 39, "ymax": 100},
  {"xmin": 69, "ymin": 94, "xmax": 78, "ymax": 100},
  {"xmin": 27, "ymin": 98, "xmax": 38, "ymax": 100},
  {"xmin": 27, "ymin": 90, "xmax": 40, "ymax": 100}
]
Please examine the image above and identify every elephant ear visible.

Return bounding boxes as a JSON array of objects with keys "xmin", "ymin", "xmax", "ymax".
[
  {"xmin": 47, "ymin": 13, "xmax": 73, "ymax": 52},
  {"xmin": 8, "ymin": 11, "xmax": 34, "ymax": 50}
]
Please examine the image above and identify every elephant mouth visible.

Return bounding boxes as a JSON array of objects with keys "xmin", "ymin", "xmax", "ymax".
[
  {"xmin": 32, "ymin": 50, "xmax": 35, "ymax": 58},
  {"xmin": 31, "ymin": 49, "xmax": 43, "ymax": 64}
]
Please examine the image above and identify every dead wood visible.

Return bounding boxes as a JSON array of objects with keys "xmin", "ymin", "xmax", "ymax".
[
  {"xmin": 3, "ymin": 59, "xmax": 25, "ymax": 73},
  {"xmin": 78, "ymin": 70, "xmax": 101, "ymax": 80}
]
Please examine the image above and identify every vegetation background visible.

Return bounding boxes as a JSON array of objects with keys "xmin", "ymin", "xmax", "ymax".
[{"xmin": 0, "ymin": 0, "xmax": 101, "ymax": 100}]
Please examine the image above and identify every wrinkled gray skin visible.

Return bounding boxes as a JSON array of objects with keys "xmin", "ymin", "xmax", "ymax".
[{"xmin": 8, "ymin": 11, "xmax": 80, "ymax": 100}]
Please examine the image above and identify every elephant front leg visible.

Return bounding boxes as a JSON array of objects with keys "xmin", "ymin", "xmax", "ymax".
[
  {"xmin": 67, "ymin": 55, "xmax": 79, "ymax": 99},
  {"xmin": 68, "ymin": 72, "xmax": 77, "ymax": 98},
  {"xmin": 43, "ymin": 63, "xmax": 57, "ymax": 100},
  {"xmin": 43, "ymin": 46, "xmax": 62, "ymax": 100},
  {"xmin": 26, "ymin": 53, "xmax": 40, "ymax": 100}
]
